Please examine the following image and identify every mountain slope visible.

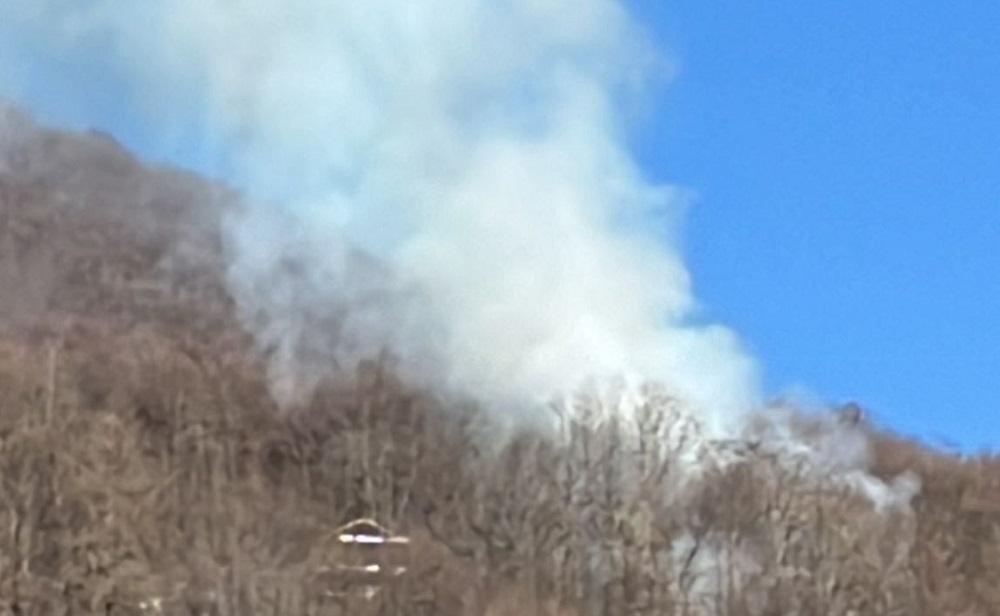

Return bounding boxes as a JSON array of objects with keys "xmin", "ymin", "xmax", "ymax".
[{"xmin": 0, "ymin": 103, "xmax": 998, "ymax": 616}]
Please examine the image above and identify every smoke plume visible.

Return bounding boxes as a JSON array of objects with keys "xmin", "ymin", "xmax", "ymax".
[{"xmin": 2, "ymin": 0, "xmax": 761, "ymax": 435}]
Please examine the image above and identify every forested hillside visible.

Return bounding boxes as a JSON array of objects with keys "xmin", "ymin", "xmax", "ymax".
[{"xmin": 1, "ymin": 104, "xmax": 998, "ymax": 616}]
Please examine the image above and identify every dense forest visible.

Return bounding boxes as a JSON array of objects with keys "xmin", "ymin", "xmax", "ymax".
[{"xmin": 1, "ymin": 103, "xmax": 998, "ymax": 615}]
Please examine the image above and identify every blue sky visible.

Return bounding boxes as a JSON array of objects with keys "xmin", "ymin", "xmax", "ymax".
[
  {"xmin": 3, "ymin": 3, "xmax": 998, "ymax": 450},
  {"xmin": 629, "ymin": 2, "xmax": 1000, "ymax": 451}
]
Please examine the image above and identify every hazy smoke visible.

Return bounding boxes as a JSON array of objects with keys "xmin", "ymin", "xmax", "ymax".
[{"xmin": 2, "ymin": 0, "xmax": 761, "ymax": 434}]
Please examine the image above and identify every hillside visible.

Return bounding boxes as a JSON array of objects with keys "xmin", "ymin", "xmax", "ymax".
[{"xmin": 0, "ymin": 104, "xmax": 999, "ymax": 615}]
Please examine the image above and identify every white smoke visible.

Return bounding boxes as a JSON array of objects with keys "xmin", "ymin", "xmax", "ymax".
[{"xmin": 1, "ymin": 0, "xmax": 761, "ymax": 434}]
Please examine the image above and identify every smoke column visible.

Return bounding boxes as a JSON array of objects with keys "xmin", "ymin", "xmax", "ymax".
[{"xmin": 2, "ymin": 0, "xmax": 760, "ymax": 435}]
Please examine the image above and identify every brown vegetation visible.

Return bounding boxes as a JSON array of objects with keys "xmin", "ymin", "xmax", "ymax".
[{"xmin": 1, "ymin": 105, "xmax": 999, "ymax": 615}]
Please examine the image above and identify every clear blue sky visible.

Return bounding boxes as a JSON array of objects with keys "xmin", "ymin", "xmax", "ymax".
[
  {"xmin": 629, "ymin": 2, "xmax": 1000, "ymax": 451},
  {"xmin": 3, "ymin": 3, "xmax": 998, "ymax": 451}
]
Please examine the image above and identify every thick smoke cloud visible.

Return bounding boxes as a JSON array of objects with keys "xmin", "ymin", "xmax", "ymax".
[{"xmin": 1, "ymin": 0, "xmax": 761, "ymax": 435}]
